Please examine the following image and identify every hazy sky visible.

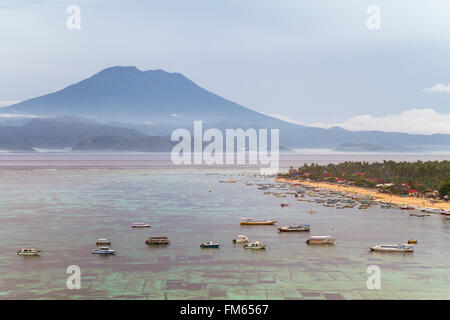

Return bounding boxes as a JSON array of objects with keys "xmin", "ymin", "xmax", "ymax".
[{"xmin": 1, "ymin": 0, "xmax": 450, "ymax": 133}]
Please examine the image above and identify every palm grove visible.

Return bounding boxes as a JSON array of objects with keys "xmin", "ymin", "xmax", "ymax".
[{"xmin": 282, "ymin": 161, "xmax": 450, "ymax": 199}]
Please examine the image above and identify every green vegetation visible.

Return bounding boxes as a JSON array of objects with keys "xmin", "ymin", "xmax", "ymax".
[
  {"xmin": 439, "ymin": 182, "xmax": 450, "ymax": 198},
  {"xmin": 283, "ymin": 160, "xmax": 450, "ymax": 198}
]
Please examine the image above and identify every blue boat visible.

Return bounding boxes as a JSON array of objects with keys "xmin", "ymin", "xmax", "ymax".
[
  {"xmin": 92, "ymin": 246, "xmax": 116, "ymax": 255},
  {"xmin": 200, "ymin": 241, "xmax": 220, "ymax": 248}
]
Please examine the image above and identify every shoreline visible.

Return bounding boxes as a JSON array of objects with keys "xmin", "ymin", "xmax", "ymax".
[{"xmin": 276, "ymin": 177, "xmax": 450, "ymax": 211}]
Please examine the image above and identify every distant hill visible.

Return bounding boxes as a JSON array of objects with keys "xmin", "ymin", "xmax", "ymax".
[
  {"xmin": 0, "ymin": 118, "xmax": 160, "ymax": 151},
  {"xmin": 3, "ymin": 66, "xmax": 450, "ymax": 151}
]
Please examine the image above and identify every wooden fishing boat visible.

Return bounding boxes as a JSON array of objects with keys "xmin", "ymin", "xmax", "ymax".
[
  {"xmin": 306, "ymin": 236, "xmax": 336, "ymax": 244},
  {"xmin": 278, "ymin": 224, "xmax": 310, "ymax": 232},
  {"xmin": 243, "ymin": 241, "xmax": 266, "ymax": 250},
  {"xmin": 200, "ymin": 241, "xmax": 220, "ymax": 248},
  {"xmin": 232, "ymin": 235, "xmax": 248, "ymax": 243},
  {"xmin": 240, "ymin": 218, "xmax": 277, "ymax": 225},
  {"xmin": 132, "ymin": 222, "xmax": 151, "ymax": 228},
  {"xmin": 401, "ymin": 205, "xmax": 415, "ymax": 210},
  {"xmin": 369, "ymin": 244, "xmax": 414, "ymax": 253},
  {"xmin": 96, "ymin": 238, "xmax": 111, "ymax": 245},
  {"xmin": 17, "ymin": 248, "xmax": 41, "ymax": 256},
  {"xmin": 146, "ymin": 236, "xmax": 170, "ymax": 245},
  {"xmin": 219, "ymin": 179, "xmax": 236, "ymax": 183},
  {"xmin": 280, "ymin": 203, "xmax": 289, "ymax": 207},
  {"xmin": 407, "ymin": 239, "xmax": 418, "ymax": 244}
]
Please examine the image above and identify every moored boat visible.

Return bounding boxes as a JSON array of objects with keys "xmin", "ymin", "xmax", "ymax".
[
  {"xmin": 232, "ymin": 235, "xmax": 248, "ymax": 243},
  {"xmin": 92, "ymin": 246, "xmax": 116, "ymax": 255},
  {"xmin": 17, "ymin": 248, "xmax": 41, "ymax": 256},
  {"xmin": 243, "ymin": 241, "xmax": 266, "ymax": 250},
  {"xmin": 278, "ymin": 224, "xmax": 310, "ymax": 232},
  {"xmin": 306, "ymin": 236, "xmax": 336, "ymax": 244},
  {"xmin": 200, "ymin": 241, "xmax": 220, "ymax": 248},
  {"xmin": 96, "ymin": 238, "xmax": 111, "ymax": 245},
  {"xmin": 401, "ymin": 205, "xmax": 415, "ymax": 210},
  {"xmin": 416, "ymin": 213, "xmax": 430, "ymax": 217},
  {"xmin": 132, "ymin": 222, "xmax": 151, "ymax": 228},
  {"xmin": 369, "ymin": 244, "xmax": 414, "ymax": 253},
  {"xmin": 146, "ymin": 236, "xmax": 170, "ymax": 245},
  {"xmin": 240, "ymin": 218, "xmax": 277, "ymax": 225}
]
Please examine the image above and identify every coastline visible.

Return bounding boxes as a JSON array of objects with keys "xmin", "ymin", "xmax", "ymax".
[{"xmin": 276, "ymin": 177, "xmax": 450, "ymax": 211}]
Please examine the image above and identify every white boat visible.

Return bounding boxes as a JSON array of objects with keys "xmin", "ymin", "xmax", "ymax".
[
  {"xmin": 92, "ymin": 246, "xmax": 116, "ymax": 255},
  {"xmin": 17, "ymin": 248, "xmax": 41, "ymax": 256},
  {"xmin": 306, "ymin": 236, "xmax": 336, "ymax": 244},
  {"xmin": 240, "ymin": 218, "xmax": 277, "ymax": 225},
  {"xmin": 243, "ymin": 241, "xmax": 266, "ymax": 250},
  {"xmin": 232, "ymin": 235, "xmax": 249, "ymax": 243},
  {"xmin": 369, "ymin": 244, "xmax": 414, "ymax": 253},
  {"xmin": 132, "ymin": 222, "xmax": 151, "ymax": 228}
]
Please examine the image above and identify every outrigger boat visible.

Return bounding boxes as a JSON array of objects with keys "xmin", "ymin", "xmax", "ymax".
[
  {"xmin": 243, "ymin": 241, "xmax": 266, "ymax": 250},
  {"xmin": 240, "ymin": 218, "xmax": 277, "ymax": 225},
  {"xmin": 96, "ymin": 238, "xmax": 111, "ymax": 245},
  {"xmin": 91, "ymin": 246, "xmax": 116, "ymax": 255},
  {"xmin": 232, "ymin": 235, "xmax": 248, "ymax": 243},
  {"xmin": 278, "ymin": 224, "xmax": 310, "ymax": 232},
  {"xmin": 369, "ymin": 244, "xmax": 414, "ymax": 253},
  {"xmin": 132, "ymin": 222, "xmax": 151, "ymax": 228},
  {"xmin": 200, "ymin": 241, "xmax": 220, "ymax": 248},
  {"xmin": 17, "ymin": 248, "xmax": 41, "ymax": 256},
  {"xmin": 146, "ymin": 236, "xmax": 170, "ymax": 245},
  {"xmin": 306, "ymin": 236, "xmax": 336, "ymax": 244}
]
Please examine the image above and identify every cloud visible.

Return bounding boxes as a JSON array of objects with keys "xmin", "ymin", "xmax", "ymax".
[
  {"xmin": 269, "ymin": 109, "xmax": 450, "ymax": 135},
  {"xmin": 0, "ymin": 101, "xmax": 19, "ymax": 108},
  {"xmin": 0, "ymin": 113, "xmax": 43, "ymax": 119},
  {"xmin": 308, "ymin": 109, "xmax": 450, "ymax": 135},
  {"xmin": 423, "ymin": 84, "xmax": 450, "ymax": 93}
]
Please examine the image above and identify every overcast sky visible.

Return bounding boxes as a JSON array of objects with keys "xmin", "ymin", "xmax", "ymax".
[{"xmin": 1, "ymin": 0, "xmax": 450, "ymax": 134}]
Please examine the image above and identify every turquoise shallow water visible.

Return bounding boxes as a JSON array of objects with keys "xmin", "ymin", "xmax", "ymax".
[{"xmin": 0, "ymin": 168, "xmax": 449, "ymax": 299}]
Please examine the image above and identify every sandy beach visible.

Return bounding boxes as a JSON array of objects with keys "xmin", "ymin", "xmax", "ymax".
[{"xmin": 276, "ymin": 177, "xmax": 450, "ymax": 211}]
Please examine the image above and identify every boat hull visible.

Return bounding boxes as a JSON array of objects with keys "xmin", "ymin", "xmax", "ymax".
[
  {"xmin": 306, "ymin": 239, "xmax": 336, "ymax": 244},
  {"xmin": 278, "ymin": 227, "xmax": 310, "ymax": 232},
  {"xmin": 240, "ymin": 221, "xmax": 276, "ymax": 225},
  {"xmin": 200, "ymin": 244, "xmax": 220, "ymax": 248},
  {"xmin": 17, "ymin": 252, "xmax": 40, "ymax": 256},
  {"xmin": 92, "ymin": 250, "xmax": 115, "ymax": 255},
  {"xmin": 243, "ymin": 245, "xmax": 266, "ymax": 250},
  {"xmin": 369, "ymin": 247, "xmax": 413, "ymax": 253}
]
